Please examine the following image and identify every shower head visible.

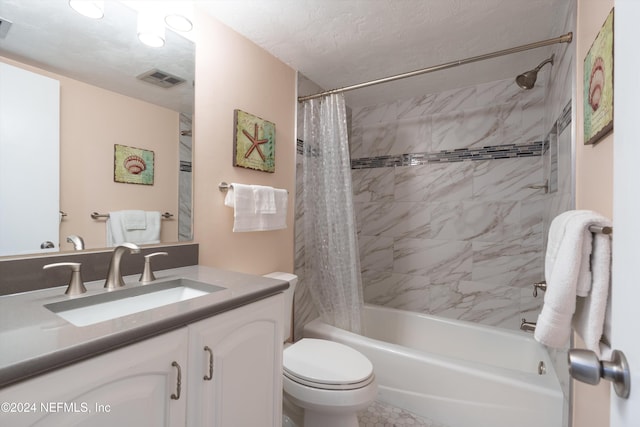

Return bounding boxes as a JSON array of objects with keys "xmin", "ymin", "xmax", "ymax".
[{"xmin": 516, "ymin": 54, "xmax": 555, "ymax": 90}]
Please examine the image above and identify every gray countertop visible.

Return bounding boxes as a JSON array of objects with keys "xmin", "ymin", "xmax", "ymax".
[{"xmin": 0, "ymin": 266, "xmax": 288, "ymax": 388}]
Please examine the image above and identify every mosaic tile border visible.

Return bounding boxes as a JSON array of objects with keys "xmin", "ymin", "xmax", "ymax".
[
  {"xmin": 557, "ymin": 101, "xmax": 572, "ymax": 135},
  {"xmin": 350, "ymin": 141, "xmax": 543, "ymax": 169},
  {"xmin": 296, "ymin": 100, "xmax": 572, "ymax": 171}
]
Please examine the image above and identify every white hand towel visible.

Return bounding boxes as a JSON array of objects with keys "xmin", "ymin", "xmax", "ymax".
[
  {"xmin": 106, "ymin": 211, "xmax": 161, "ymax": 246},
  {"xmin": 224, "ymin": 183, "xmax": 287, "ymax": 232},
  {"xmin": 252, "ymin": 185, "xmax": 276, "ymax": 214},
  {"xmin": 259, "ymin": 188, "xmax": 287, "ymax": 230},
  {"xmin": 572, "ymin": 225, "xmax": 612, "ymax": 357},
  {"xmin": 535, "ymin": 210, "xmax": 612, "ymax": 355},
  {"xmin": 545, "ymin": 211, "xmax": 594, "ymax": 297},
  {"xmin": 224, "ymin": 183, "xmax": 256, "ymax": 232},
  {"xmin": 122, "ymin": 210, "xmax": 147, "ymax": 230}
]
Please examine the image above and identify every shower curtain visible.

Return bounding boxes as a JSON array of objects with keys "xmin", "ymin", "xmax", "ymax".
[{"xmin": 302, "ymin": 94, "xmax": 364, "ymax": 333}]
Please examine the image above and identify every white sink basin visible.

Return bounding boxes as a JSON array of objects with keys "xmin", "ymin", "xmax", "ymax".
[{"xmin": 45, "ymin": 278, "xmax": 225, "ymax": 327}]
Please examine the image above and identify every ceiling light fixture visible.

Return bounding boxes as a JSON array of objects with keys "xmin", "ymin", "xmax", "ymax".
[
  {"xmin": 137, "ymin": 10, "xmax": 165, "ymax": 48},
  {"xmin": 164, "ymin": 14, "xmax": 193, "ymax": 33},
  {"xmin": 68, "ymin": 0, "xmax": 104, "ymax": 20}
]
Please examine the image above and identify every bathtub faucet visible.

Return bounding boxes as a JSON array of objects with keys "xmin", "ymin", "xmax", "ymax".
[
  {"xmin": 532, "ymin": 281, "xmax": 547, "ymax": 297},
  {"xmin": 520, "ymin": 318, "xmax": 537, "ymax": 332}
]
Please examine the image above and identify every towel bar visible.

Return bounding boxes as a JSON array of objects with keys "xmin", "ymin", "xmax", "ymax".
[
  {"xmin": 218, "ymin": 181, "xmax": 289, "ymax": 193},
  {"xmin": 218, "ymin": 182, "xmax": 233, "ymax": 192},
  {"xmin": 91, "ymin": 212, "xmax": 173, "ymax": 220},
  {"xmin": 588, "ymin": 225, "xmax": 612, "ymax": 235}
]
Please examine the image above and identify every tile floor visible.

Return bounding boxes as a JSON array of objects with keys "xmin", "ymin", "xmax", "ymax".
[{"xmin": 358, "ymin": 400, "xmax": 450, "ymax": 427}]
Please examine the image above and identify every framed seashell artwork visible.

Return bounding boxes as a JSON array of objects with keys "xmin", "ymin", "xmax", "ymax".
[
  {"xmin": 583, "ymin": 8, "xmax": 613, "ymax": 145},
  {"xmin": 114, "ymin": 144, "xmax": 155, "ymax": 185},
  {"xmin": 232, "ymin": 109, "xmax": 276, "ymax": 173}
]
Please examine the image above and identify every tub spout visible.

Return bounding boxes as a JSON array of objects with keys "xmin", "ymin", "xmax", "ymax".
[{"xmin": 520, "ymin": 318, "xmax": 536, "ymax": 332}]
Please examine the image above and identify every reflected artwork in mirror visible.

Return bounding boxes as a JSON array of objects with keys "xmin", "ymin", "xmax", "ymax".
[{"xmin": 0, "ymin": 0, "xmax": 195, "ymax": 257}]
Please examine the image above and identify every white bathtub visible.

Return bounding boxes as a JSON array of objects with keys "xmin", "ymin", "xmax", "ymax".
[{"xmin": 302, "ymin": 304, "xmax": 563, "ymax": 427}]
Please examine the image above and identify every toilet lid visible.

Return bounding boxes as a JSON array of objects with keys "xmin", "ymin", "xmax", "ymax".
[{"xmin": 283, "ymin": 338, "xmax": 373, "ymax": 389}]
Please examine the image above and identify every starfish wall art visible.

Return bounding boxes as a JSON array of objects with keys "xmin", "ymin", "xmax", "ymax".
[{"xmin": 233, "ymin": 109, "xmax": 276, "ymax": 172}]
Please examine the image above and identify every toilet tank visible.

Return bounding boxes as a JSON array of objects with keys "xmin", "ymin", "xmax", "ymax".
[{"xmin": 263, "ymin": 272, "xmax": 298, "ymax": 342}]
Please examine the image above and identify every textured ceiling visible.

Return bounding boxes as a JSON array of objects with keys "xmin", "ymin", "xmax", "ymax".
[
  {"xmin": 200, "ymin": 0, "xmax": 570, "ymax": 107},
  {"xmin": 0, "ymin": 0, "xmax": 194, "ymax": 114},
  {"xmin": 0, "ymin": 1, "xmax": 569, "ymax": 111}
]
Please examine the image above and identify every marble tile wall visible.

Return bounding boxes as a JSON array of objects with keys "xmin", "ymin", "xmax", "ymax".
[
  {"xmin": 178, "ymin": 113, "xmax": 193, "ymax": 242},
  {"xmin": 295, "ymin": 25, "xmax": 574, "ymax": 339},
  {"xmin": 350, "ymin": 77, "xmax": 553, "ymax": 331}
]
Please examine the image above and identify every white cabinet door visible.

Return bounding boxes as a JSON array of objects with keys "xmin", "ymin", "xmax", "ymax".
[
  {"xmin": 0, "ymin": 329, "xmax": 188, "ymax": 427},
  {"xmin": 0, "ymin": 62, "xmax": 60, "ymax": 256},
  {"xmin": 187, "ymin": 295, "xmax": 284, "ymax": 427}
]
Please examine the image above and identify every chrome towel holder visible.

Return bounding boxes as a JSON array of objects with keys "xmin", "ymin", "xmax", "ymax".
[{"xmin": 90, "ymin": 212, "xmax": 173, "ymax": 220}]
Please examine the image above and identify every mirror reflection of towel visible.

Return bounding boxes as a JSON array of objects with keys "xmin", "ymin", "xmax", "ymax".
[
  {"xmin": 123, "ymin": 210, "xmax": 147, "ymax": 230},
  {"xmin": 107, "ymin": 210, "xmax": 161, "ymax": 246}
]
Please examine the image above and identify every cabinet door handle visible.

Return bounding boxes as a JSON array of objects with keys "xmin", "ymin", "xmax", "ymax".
[
  {"xmin": 171, "ymin": 361, "xmax": 182, "ymax": 400},
  {"xmin": 203, "ymin": 346, "xmax": 214, "ymax": 381}
]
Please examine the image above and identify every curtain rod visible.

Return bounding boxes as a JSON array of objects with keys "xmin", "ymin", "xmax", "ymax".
[{"xmin": 298, "ymin": 32, "xmax": 573, "ymax": 102}]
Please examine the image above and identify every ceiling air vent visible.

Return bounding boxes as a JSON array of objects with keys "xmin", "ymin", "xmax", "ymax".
[
  {"xmin": 0, "ymin": 16, "xmax": 13, "ymax": 39},
  {"xmin": 136, "ymin": 69, "xmax": 186, "ymax": 88}
]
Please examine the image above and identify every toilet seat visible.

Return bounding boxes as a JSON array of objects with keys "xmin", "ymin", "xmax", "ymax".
[{"xmin": 283, "ymin": 338, "xmax": 374, "ymax": 391}]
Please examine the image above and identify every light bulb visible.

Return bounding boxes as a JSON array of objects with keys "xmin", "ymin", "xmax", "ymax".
[
  {"xmin": 165, "ymin": 14, "xmax": 193, "ymax": 33},
  {"xmin": 137, "ymin": 11, "xmax": 165, "ymax": 48},
  {"xmin": 69, "ymin": 0, "xmax": 104, "ymax": 19}
]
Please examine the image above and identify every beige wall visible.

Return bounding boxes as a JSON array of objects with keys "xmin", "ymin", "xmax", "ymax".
[
  {"xmin": 573, "ymin": 0, "xmax": 614, "ymax": 426},
  {"xmin": 575, "ymin": 0, "xmax": 614, "ymax": 217},
  {"xmin": 0, "ymin": 56, "xmax": 180, "ymax": 252},
  {"xmin": 192, "ymin": 10, "xmax": 297, "ymax": 274}
]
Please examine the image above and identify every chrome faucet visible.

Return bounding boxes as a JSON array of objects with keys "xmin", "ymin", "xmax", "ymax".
[
  {"xmin": 104, "ymin": 242, "xmax": 141, "ymax": 290},
  {"xmin": 66, "ymin": 234, "xmax": 85, "ymax": 250}
]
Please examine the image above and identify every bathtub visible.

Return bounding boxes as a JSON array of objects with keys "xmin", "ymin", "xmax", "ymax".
[{"xmin": 302, "ymin": 304, "xmax": 564, "ymax": 427}]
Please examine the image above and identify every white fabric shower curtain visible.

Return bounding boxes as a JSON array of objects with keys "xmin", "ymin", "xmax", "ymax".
[{"xmin": 302, "ymin": 94, "xmax": 364, "ymax": 333}]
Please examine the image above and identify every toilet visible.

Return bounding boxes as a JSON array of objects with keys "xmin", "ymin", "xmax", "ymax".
[{"xmin": 264, "ymin": 272, "xmax": 377, "ymax": 427}]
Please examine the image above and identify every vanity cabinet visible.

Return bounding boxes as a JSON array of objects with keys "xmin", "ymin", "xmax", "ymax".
[
  {"xmin": 0, "ymin": 329, "xmax": 189, "ymax": 427},
  {"xmin": 0, "ymin": 293, "xmax": 284, "ymax": 427},
  {"xmin": 186, "ymin": 294, "xmax": 284, "ymax": 427}
]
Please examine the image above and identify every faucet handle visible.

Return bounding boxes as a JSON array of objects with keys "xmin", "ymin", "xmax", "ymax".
[
  {"xmin": 43, "ymin": 262, "xmax": 87, "ymax": 296},
  {"xmin": 139, "ymin": 252, "xmax": 169, "ymax": 284},
  {"xmin": 533, "ymin": 280, "xmax": 547, "ymax": 297}
]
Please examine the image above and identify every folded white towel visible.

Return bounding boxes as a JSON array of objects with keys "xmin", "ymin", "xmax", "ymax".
[
  {"xmin": 107, "ymin": 211, "xmax": 161, "ymax": 246},
  {"xmin": 224, "ymin": 183, "xmax": 287, "ymax": 232},
  {"xmin": 122, "ymin": 210, "xmax": 147, "ymax": 230},
  {"xmin": 572, "ymin": 223, "xmax": 612, "ymax": 357},
  {"xmin": 252, "ymin": 185, "xmax": 276, "ymax": 214},
  {"xmin": 535, "ymin": 210, "xmax": 612, "ymax": 355}
]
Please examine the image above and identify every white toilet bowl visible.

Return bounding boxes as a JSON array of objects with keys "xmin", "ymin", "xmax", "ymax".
[
  {"xmin": 263, "ymin": 272, "xmax": 377, "ymax": 427},
  {"xmin": 283, "ymin": 338, "xmax": 377, "ymax": 427}
]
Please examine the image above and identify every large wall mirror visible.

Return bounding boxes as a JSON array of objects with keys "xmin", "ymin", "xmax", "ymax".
[{"xmin": 0, "ymin": 0, "xmax": 194, "ymax": 257}]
